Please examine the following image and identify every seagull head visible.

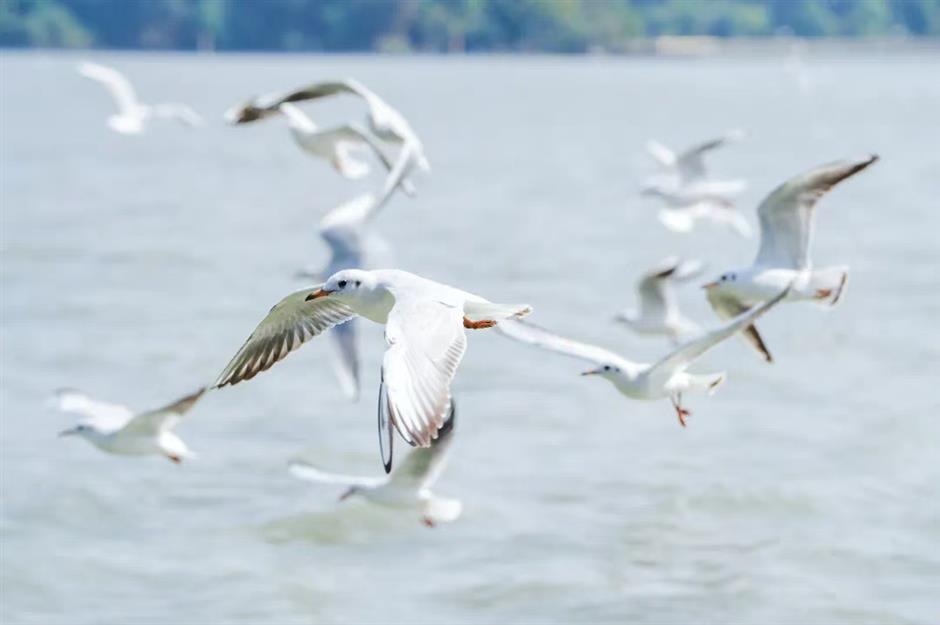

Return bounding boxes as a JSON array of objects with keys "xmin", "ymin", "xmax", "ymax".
[
  {"xmin": 581, "ymin": 363, "xmax": 623, "ymax": 380},
  {"xmin": 58, "ymin": 423, "xmax": 100, "ymax": 440},
  {"xmin": 223, "ymin": 101, "xmax": 270, "ymax": 125},
  {"xmin": 702, "ymin": 271, "xmax": 738, "ymax": 291},
  {"xmin": 307, "ymin": 269, "xmax": 376, "ymax": 304}
]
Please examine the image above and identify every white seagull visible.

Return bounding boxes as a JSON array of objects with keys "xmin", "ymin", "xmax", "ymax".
[
  {"xmin": 77, "ymin": 62, "xmax": 203, "ymax": 134},
  {"xmin": 614, "ymin": 257, "xmax": 705, "ymax": 343},
  {"xmin": 644, "ymin": 130, "xmax": 747, "ymax": 198},
  {"xmin": 703, "ymin": 154, "xmax": 878, "ymax": 362},
  {"xmin": 54, "ymin": 387, "xmax": 205, "ymax": 462},
  {"xmin": 289, "ymin": 400, "xmax": 462, "ymax": 527},
  {"xmin": 213, "ymin": 269, "xmax": 531, "ymax": 470},
  {"xmin": 294, "ymin": 185, "xmax": 404, "ymax": 401},
  {"xmin": 225, "ymin": 78, "xmax": 429, "ymax": 182},
  {"xmin": 497, "ymin": 287, "xmax": 788, "ymax": 427}
]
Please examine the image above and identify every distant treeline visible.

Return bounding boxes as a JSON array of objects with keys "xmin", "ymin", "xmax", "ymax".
[{"xmin": 2, "ymin": 0, "xmax": 939, "ymax": 52}]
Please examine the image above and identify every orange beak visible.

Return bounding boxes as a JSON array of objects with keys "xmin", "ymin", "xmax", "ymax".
[
  {"xmin": 580, "ymin": 369, "xmax": 600, "ymax": 376},
  {"xmin": 305, "ymin": 288, "xmax": 331, "ymax": 301},
  {"xmin": 701, "ymin": 281, "xmax": 718, "ymax": 289}
]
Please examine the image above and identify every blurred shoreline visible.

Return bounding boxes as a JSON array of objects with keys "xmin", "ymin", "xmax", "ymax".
[{"xmin": 4, "ymin": 37, "xmax": 940, "ymax": 59}]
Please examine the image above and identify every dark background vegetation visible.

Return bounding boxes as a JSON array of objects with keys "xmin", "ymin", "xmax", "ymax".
[{"xmin": 2, "ymin": 0, "xmax": 939, "ymax": 52}]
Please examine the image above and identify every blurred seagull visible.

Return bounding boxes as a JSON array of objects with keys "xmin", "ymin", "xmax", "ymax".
[
  {"xmin": 294, "ymin": 185, "xmax": 405, "ymax": 401},
  {"xmin": 497, "ymin": 287, "xmax": 788, "ymax": 427},
  {"xmin": 644, "ymin": 130, "xmax": 747, "ymax": 197},
  {"xmin": 643, "ymin": 188, "xmax": 753, "ymax": 238},
  {"xmin": 703, "ymin": 155, "xmax": 878, "ymax": 363},
  {"xmin": 225, "ymin": 78, "xmax": 429, "ymax": 185},
  {"xmin": 289, "ymin": 400, "xmax": 461, "ymax": 527},
  {"xmin": 615, "ymin": 257, "xmax": 705, "ymax": 343},
  {"xmin": 213, "ymin": 269, "xmax": 531, "ymax": 471},
  {"xmin": 54, "ymin": 387, "xmax": 205, "ymax": 462},
  {"xmin": 77, "ymin": 62, "xmax": 203, "ymax": 134}
]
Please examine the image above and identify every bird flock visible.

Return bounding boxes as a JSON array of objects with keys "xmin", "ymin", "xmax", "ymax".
[{"xmin": 55, "ymin": 62, "xmax": 878, "ymax": 527}]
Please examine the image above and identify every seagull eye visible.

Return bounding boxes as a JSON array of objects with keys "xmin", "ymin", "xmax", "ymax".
[
  {"xmin": 603, "ymin": 365, "xmax": 611, "ymax": 371},
  {"xmin": 337, "ymin": 280, "xmax": 347, "ymax": 289}
]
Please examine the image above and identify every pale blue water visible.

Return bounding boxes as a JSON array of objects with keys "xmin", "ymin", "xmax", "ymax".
[{"xmin": 1, "ymin": 51, "xmax": 938, "ymax": 624}]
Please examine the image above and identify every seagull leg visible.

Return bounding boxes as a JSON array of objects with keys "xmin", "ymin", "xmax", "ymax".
[
  {"xmin": 463, "ymin": 316, "xmax": 496, "ymax": 330},
  {"xmin": 422, "ymin": 516, "xmax": 436, "ymax": 528},
  {"xmin": 670, "ymin": 395, "xmax": 690, "ymax": 428},
  {"xmin": 814, "ymin": 288, "xmax": 833, "ymax": 300},
  {"xmin": 166, "ymin": 454, "xmax": 182, "ymax": 464}
]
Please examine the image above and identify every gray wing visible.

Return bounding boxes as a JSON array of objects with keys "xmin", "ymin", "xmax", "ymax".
[
  {"xmin": 214, "ymin": 286, "xmax": 357, "ymax": 388},
  {"xmin": 652, "ymin": 285, "xmax": 790, "ymax": 378},
  {"xmin": 754, "ymin": 155, "xmax": 878, "ymax": 270},
  {"xmin": 705, "ymin": 288, "xmax": 774, "ymax": 363},
  {"xmin": 676, "ymin": 130, "xmax": 743, "ymax": 184},
  {"xmin": 123, "ymin": 387, "xmax": 206, "ymax": 435},
  {"xmin": 636, "ymin": 257, "xmax": 683, "ymax": 318}
]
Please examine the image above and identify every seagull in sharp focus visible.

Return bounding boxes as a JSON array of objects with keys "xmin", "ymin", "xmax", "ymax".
[
  {"xmin": 703, "ymin": 154, "xmax": 878, "ymax": 363},
  {"xmin": 289, "ymin": 400, "xmax": 462, "ymax": 527},
  {"xmin": 54, "ymin": 387, "xmax": 205, "ymax": 462},
  {"xmin": 213, "ymin": 269, "xmax": 531, "ymax": 471},
  {"xmin": 614, "ymin": 256, "xmax": 705, "ymax": 343},
  {"xmin": 77, "ymin": 62, "xmax": 203, "ymax": 134},
  {"xmin": 497, "ymin": 286, "xmax": 788, "ymax": 427}
]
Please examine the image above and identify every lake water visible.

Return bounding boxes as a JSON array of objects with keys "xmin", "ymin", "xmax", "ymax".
[{"xmin": 1, "ymin": 50, "xmax": 938, "ymax": 624}]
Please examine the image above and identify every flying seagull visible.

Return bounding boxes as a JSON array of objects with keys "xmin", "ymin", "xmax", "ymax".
[
  {"xmin": 703, "ymin": 154, "xmax": 878, "ymax": 362},
  {"xmin": 497, "ymin": 287, "xmax": 788, "ymax": 427},
  {"xmin": 54, "ymin": 387, "xmax": 205, "ymax": 462},
  {"xmin": 213, "ymin": 269, "xmax": 530, "ymax": 471},
  {"xmin": 289, "ymin": 400, "xmax": 461, "ymax": 527},
  {"xmin": 614, "ymin": 256, "xmax": 705, "ymax": 343},
  {"xmin": 77, "ymin": 62, "xmax": 203, "ymax": 134}
]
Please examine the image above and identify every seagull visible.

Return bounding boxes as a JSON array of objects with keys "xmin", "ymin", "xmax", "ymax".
[
  {"xmin": 213, "ymin": 269, "xmax": 531, "ymax": 471},
  {"xmin": 614, "ymin": 257, "xmax": 705, "ymax": 343},
  {"xmin": 77, "ymin": 62, "xmax": 204, "ymax": 134},
  {"xmin": 497, "ymin": 286, "xmax": 788, "ymax": 427},
  {"xmin": 289, "ymin": 400, "xmax": 462, "ymax": 527},
  {"xmin": 54, "ymin": 387, "xmax": 205, "ymax": 462},
  {"xmin": 703, "ymin": 155, "xmax": 879, "ymax": 362},
  {"xmin": 225, "ymin": 78, "xmax": 430, "ymax": 183},
  {"xmin": 644, "ymin": 130, "xmax": 747, "ymax": 197},
  {"xmin": 226, "ymin": 100, "xmax": 416, "ymax": 194}
]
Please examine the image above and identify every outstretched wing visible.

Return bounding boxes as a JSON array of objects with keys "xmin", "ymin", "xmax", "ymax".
[
  {"xmin": 381, "ymin": 296, "xmax": 466, "ymax": 449},
  {"xmin": 705, "ymin": 288, "xmax": 774, "ymax": 363},
  {"xmin": 77, "ymin": 62, "xmax": 140, "ymax": 116},
  {"xmin": 754, "ymin": 155, "xmax": 878, "ymax": 270},
  {"xmin": 646, "ymin": 140, "xmax": 677, "ymax": 168},
  {"xmin": 496, "ymin": 318, "xmax": 636, "ymax": 370},
  {"xmin": 123, "ymin": 387, "xmax": 206, "ymax": 435},
  {"xmin": 651, "ymin": 285, "xmax": 790, "ymax": 379},
  {"xmin": 214, "ymin": 286, "xmax": 356, "ymax": 388},
  {"xmin": 288, "ymin": 460, "xmax": 384, "ymax": 489},
  {"xmin": 50, "ymin": 388, "xmax": 133, "ymax": 429},
  {"xmin": 676, "ymin": 130, "xmax": 743, "ymax": 184}
]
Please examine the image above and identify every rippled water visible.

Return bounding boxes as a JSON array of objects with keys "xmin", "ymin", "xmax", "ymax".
[{"xmin": 2, "ymin": 51, "xmax": 938, "ymax": 624}]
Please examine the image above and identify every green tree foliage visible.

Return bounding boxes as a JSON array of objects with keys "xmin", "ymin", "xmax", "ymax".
[{"xmin": 1, "ymin": 0, "xmax": 938, "ymax": 50}]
